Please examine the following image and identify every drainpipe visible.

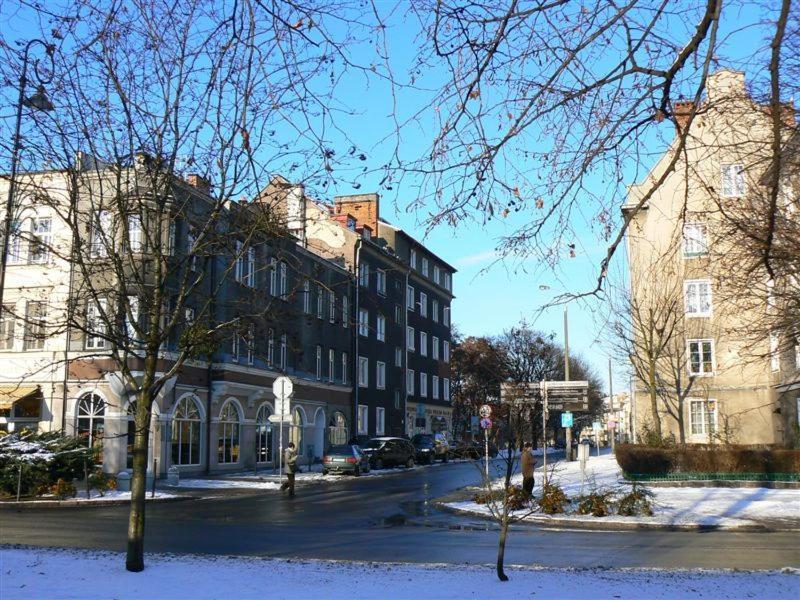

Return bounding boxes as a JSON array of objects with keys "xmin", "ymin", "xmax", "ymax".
[
  {"xmin": 352, "ymin": 238, "xmax": 361, "ymax": 438},
  {"xmin": 403, "ymin": 267, "xmax": 410, "ymax": 437},
  {"xmin": 204, "ymin": 252, "xmax": 217, "ymax": 474}
]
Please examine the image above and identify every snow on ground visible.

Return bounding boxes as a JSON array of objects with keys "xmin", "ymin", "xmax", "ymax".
[
  {"xmin": 1, "ymin": 546, "xmax": 797, "ymax": 600},
  {"xmin": 446, "ymin": 453, "xmax": 800, "ymax": 529},
  {"xmin": 20, "ymin": 490, "xmax": 178, "ymax": 503},
  {"xmin": 174, "ymin": 479, "xmax": 282, "ymax": 490}
]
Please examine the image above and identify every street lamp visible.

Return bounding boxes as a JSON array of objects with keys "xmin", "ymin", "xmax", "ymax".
[{"xmin": 0, "ymin": 40, "xmax": 56, "ymax": 321}]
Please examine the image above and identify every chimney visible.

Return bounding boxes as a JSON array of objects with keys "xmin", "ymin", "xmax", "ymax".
[
  {"xmin": 333, "ymin": 193, "xmax": 379, "ymax": 236},
  {"xmin": 673, "ymin": 100, "xmax": 695, "ymax": 133},
  {"xmin": 187, "ymin": 174, "xmax": 212, "ymax": 195}
]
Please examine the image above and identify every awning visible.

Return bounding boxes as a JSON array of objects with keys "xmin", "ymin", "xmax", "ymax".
[{"xmin": 0, "ymin": 385, "xmax": 41, "ymax": 410}]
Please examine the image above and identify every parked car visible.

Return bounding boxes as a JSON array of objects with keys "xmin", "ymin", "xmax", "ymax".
[
  {"xmin": 450, "ymin": 439, "xmax": 498, "ymax": 460},
  {"xmin": 411, "ymin": 433, "xmax": 449, "ymax": 464},
  {"xmin": 348, "ymin": 435, "xmax": 372, "ymax": 449},
  {"xmin": 322, "ymin": 444, "xmax": 371, "ymax": 476},
  {"xmin": 359, "ymin": 437, "xmax": 416, "ymax": 469}
]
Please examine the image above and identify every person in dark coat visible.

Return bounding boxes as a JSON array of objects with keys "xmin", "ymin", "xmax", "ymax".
[
  {"xmin": 280, "ymin": 442, "xmax": 298, "ymax": 497},
  {"xmin": 520, "ymin": 442, "xmax": 535, "ymax": 496}
]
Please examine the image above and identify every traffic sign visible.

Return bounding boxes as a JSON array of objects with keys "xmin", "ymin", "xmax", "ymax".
[
  {"xmin": 561, "ymin": 412, "xmax": 573, "ymax": 428},
  {"xmin": 480, "ymin": 417, "xmax": 492, "ymax": 430},
  {"xmin": 479, "ymin": 404, "xmax": 492, "ymax": 418},
  {"xmin": 592, "ymin": 421, "xmax": 602, "ymax": 431},
  {"xmin": 272, "ymin": 376, "xmax": 293, "ymax": 422},
  {"xmin": 607, "ymin": 420, "xmax": 617, "ymax": 429},
  {"xmin": 272, "ymin": 376, "xmax": 293, "ymax": 400}
]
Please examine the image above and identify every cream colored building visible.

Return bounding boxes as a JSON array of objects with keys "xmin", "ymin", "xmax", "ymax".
[{"xmin": 624, "ymin": 70, "xmax": 799, "ymax": 446}]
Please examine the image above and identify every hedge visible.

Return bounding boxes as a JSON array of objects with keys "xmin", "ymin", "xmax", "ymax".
[{"xmin": 615, "ymin": 443, "xmax": 800, "ymax": 476}]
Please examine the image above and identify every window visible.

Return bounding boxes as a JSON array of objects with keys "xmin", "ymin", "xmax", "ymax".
[
  {"xmin": 218, "ymin": 402, "xmax": 241, "ymax": 464},
  {"xmin": 432, "ymin": 300, "xmax": 439, "ymax": 322},
  {"xmin": 771, "ymin": 333, "xmax": 780, "ymax": 372},
  {"xmin": 443, "ymin": 306, "xmax": 451, "ymax": 326},
  {"xmin": 683, "ymin": 223, "xmax": 709, "ymax": 257},
  {"xmin": 377, "ymin": 314, "xmax": 386, "ymax": 342},
  {"xmin": 315, "ymin": 345, "xmax": 322, "ymax": 380},
  {"xmin": 443, "ymin": 378, "xmax": 450, "ymax": 401},
  {"xmin": 317, "ymin": 285, "xmax": 324, "ymax": 319},
  {"xmin": 406, "ymin": 285, "xmax": 415, "ymax": 311},
  {"xmin": 420, "ymin": 331, "xmax": 428, "ymax": 356},
  {"xmin": 376, "ymin": 407, "xmax": 385, "ymax": 435},
  {"xmin": 246, "ymin": 324, "xmax": 254, "ymax": 365},
  {"xmin": 394, "ymin": 389, "xmax": 401, "ymax": 410},
  {"xmin": 407, "ymin": 326, "xmax": 415, "ymax": 351},
  {"xmin": 690, "ymin": 399, "xmax": 717, "ymax": 436},
  {"xmin": 432, "ymin": 375, "xmax": 440, "ymax": 399},
  {"xmin": 125, "ymin": 297, "xmax": 140, "ymax": 344},
  {"xmin": 77, "ymin": 393, "xmax": 105, "ymax": 460},
  {"xmin": 303, "ymin": 280, "xmax": 311, "ymax": 314},
  {"xmin": 395, "ymin": 346, "xmax": 403, "ymax": 367},
  {"xmin": 419, "ymin": 292, "xmax": 427, "ymax": 317},
  {"xmin": 432, "ymin": 336, "xmax": 439, "ymax": 360},
  {"xmin": 376, "ymin": 361, "xmax": 386, "ymax": 389},
  {"xmin": 243, "ymin": 247, "xmax": 255, "ymax": 286},
  {"xmin": 684, "ymin": 280, "xmax": 712, "ymax": 317},
  {"xmin": 687, "ymin": 339, "xmax": 715, "ymax": 376},
  {"xmin": 167, "ymin": 220, "xmax": 176, "ymax": 256},
  {"xmin": 359, "ymin": 308, "xmax": 369, "ymax": 337},
  {"xmin": 172, "ymin": 395, "xmax": 202, "ymax": 466},
  {"xmin": 358, "ymin": 404, "xmax": 368, "ymax": 435},
  {"xmin": 255, "ymin": 405, "xmax": 274, "ymax": 464},
  {"xmin": 0, "ymin": 304, "xmax": 15, "ymax": 350},
  {"xmin": 359, "ymin": 263, "xmax": 370, "ymax": 287},
  {"xmin": 329, "ymin": 291, "xmax": 336, "ymax": 323},
  {"xmin": 342, "ymin": 352, "xmax": 349, "ymax": 385},
  {"xmin": 269, "ymin": 258, "xmax": 277, "ymax": 296},
  {"xmin": 443, "ymin": 340, "xmax": 450, "ymax": 362},
  {"xmin": 234, "ymin": 241, "xmax": 244, "ymax": 282},
  {"xmin": 358, "ymin": 356, "xmax": 369, "ymax": 388},
  {"xmin": 124, "ymin": 215, "xmax": 144, "ymax": 254},
  {"xmin": 24, "ymin": 301, "xmax": 46, "ymax": 350},
  {"xmin": 421, "ymin": 258, "xmax": 429, "ymax": 277},
  {"xmin": 90, "ymin": 210, "xmax": 111, "ymax": 258},
  {"xmin": 85, "ymin": 300, "xmax": 108, "ymax": 349},
  {"xmin": 795, "ymin": 343, "xmax": 800, "ymax": 370},
  {"xmin": 267, "ymin": 329, "xmax": 274, "ymax": 365},
  {"xmin": 342, "ymin": 296, "xmax": 349, "ymax": 328},
  {"xmin": 29, "ymin": 217, "xmax": 52, "ymax": 263},
  {"xmin": 7, "ymin": 219, "xmax": 23, "ymax": 264},
  {"xmin": 376, "ymin": 269, "xmax": 387, "ymax": 295},
  {"xmin": 407, "ymin": 369, "xmax": 415, "ymax": 395},
  {"xmin": 280, "ymin": 334, "xmax": 287, "ymax": 370},
  {"xmin": 280, "ymin": 262, "xmax": 288, "ymax": 299},
  {"xmin": 433, "ymin": 266, "xmax": 440, "ymax": 285},
  {"xmin": 395, "ymin": 305, "xmax": 402, "ymax": 323},
  {"xmin": 186, "ymin": 230, "xmax": 198, "ymax": 271},
  {"xmin": 231, "ymin": 328, "xmax": 239, "ymax": 361},
  {"xmin": 420, "ymin": 372, "xmax": 428, "ymax": 397},
  {"xmin": 721, "ymin": 164, "xmax": 745, "ymax": 197},
  {"xmin": 444, "ymin": 273, "xmax": 451, "ymax": 291},
  {"xmin": 328, "ymin": 348, "xmax": 335, "ymax": 382},
  {"xmin": 410, "ymin": 249, "xmax": 417, "ymax": 269}
]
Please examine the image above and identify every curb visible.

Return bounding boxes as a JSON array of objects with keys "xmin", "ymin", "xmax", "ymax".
[
  {"xmin": 433, "ymin": 501, "xmax": 800, "ymax": 533},
  {"xmin": 0, "ymin": 495, "xmax": 189, "ymax": 509}
]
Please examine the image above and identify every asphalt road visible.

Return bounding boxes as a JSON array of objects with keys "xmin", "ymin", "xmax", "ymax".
[{"xmin": 2, "ymin": 460, "xmax": 798, "ymax": 570}]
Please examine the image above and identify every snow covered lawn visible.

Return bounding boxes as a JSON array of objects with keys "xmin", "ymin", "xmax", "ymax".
[
  {"xmin": 2, "ymin": 546, "xmax": 797, "ymax": 600},
  {"xmin": 9, "ymin": 490, "xmax": 178, "ymax": 504},
  {"xmin": 445, "ymin": 453, "xmax": 800, "ymax": 529}
]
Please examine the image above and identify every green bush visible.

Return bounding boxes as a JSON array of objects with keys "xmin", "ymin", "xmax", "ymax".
[
  {"xmin": 0, "ymin": 431, "xmax": 94, "ymax": 498},
  {"xmin": 51, "ymin": 478, "xmax": 77, "ymax": 500},
  {"xmin": 576, "ymin": 490, "xmax": 613, "ymax": 517},
  {"xmin": 617, "ymin": 484, "xmax": 654, "ymax": 517},
  {"xmin": 538, "ymin": 482, "xmax": 568, "ymax": 514},
  {"xmin": 88, "ymin": 471, "xmax": 116, "ymax": 496}
]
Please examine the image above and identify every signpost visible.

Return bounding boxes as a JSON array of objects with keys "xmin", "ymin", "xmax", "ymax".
[
  {"xmin": 270, "ymin": 376, "xmax": 294, "ymax": 480},
  {"xmin": 479, "ymin": 406, "xmax": 492, "ymax": 480},
  {"xmin": 592, "ymin": 421, "xmax": 602, "ymax": 456},
  {"xmin": 561, "ymin": 412, "xmax": 573, "ymax": 428}
]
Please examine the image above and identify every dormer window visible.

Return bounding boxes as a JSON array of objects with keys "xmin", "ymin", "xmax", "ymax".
[{"xmin": 347, "ymin": 217, "xmax": 356, "ymax": 231}]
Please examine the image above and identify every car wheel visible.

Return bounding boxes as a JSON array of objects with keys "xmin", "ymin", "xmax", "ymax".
[
  {"xmin": 354, "ymin": 465, "xmax": 361, "ymax": 477},
  {"xmin": 406, "ymin": 457, "xmax": 415, "ymax": 468},
  {"xmin": 374, "ymin": 458, "xmax": 384, "ymax": 470}
]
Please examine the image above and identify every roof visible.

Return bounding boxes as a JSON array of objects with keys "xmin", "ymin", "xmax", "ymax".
[{"xmin": 378, "ymin": 219, "xmax": 458, "ymax": 273}]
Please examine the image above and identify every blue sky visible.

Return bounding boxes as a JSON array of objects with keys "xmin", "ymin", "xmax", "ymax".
[{"xmin": 2, "ymin": 1, "xmax": 773, "ymax": 390}]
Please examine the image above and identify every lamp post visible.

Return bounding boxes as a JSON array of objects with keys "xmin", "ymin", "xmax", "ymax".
[{"xmin": 0, "ymin": 39, "xmax": 56, "ymax": 322}]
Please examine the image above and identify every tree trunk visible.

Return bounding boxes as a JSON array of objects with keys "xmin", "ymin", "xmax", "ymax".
[
  {"xmin": 126, "ymin": 394, "xmax": 152, "ymax": 572},
  {"xmin": 496, "ymin": 515, "xmax": 509, "ymax": 582},
  {"xmin": 648, "ymin": 364, "xmax": 662, "ymax": 439},
  {"xmin": 677, "ymin": 396, "xmax": 686, "ymax": 444}
]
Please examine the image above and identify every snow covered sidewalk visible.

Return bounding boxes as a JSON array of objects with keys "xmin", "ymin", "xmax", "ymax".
[
  {"xmin": 2, "ymin": 546, "xmax": 798, "ymax": 600},
  {"xmin": 444, "ymin": 453, "xmax": 800, "ymax": 530}
]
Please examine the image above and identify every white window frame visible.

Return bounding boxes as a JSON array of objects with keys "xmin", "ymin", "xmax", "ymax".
[
  {"xmin": 7, "ymin": 219, "xmax": 23, "ymax": 264},
  {"xmin": 376, "ymin": 269, "xmax": 387, "ymax": 295},
  {"xmin": 420, "ymin": 331, "xmax": 428, "ymax": 357},
  {"xmin": 689, "ymin": 398, "xmax": 717, "ymax": 437},
  {"xmin": 377, "ymin": 314, "xmax": 386, "ymax": 342},
  {"xmin": 407, "ymin": 326, "xmax": 415, "ymax": 351},
  {"xmin": 406, "ymin": 285, "xmax": 415, "ymax": 311},
  {"xmin": 421, "ymin": 257, "xmax": 429, "ymax": 277},
  {"xmin": 410, "ymin": 249, "xmax": 417, "ymax": 269},
  {"xmin": 0, "ymin": 303, "xmax": 16, "ymax": 351},
  {"xmin": 342, "ymin": 295, "xmax": 349, "ymax": 328},
  {"xmin": 376, "ymin": 361, "xmax": 386, "ymax": 389},
  {"xmin": 85, "ymin": 299, "xmax": 108, "ymax": 349},
  {"xmin": 443, "ymin": 306, "xmax": 450, "ymax": 326},
  {"xmin": 394, "ymin": 346, "xmax": 403, "ymax": 367},
  {"xmin": 90, "ymin": 210, "xmax": 111, "ymax": 259},
  {"xmin": 443, "ymin": 340, "xmax": 450, "ymax": 362},
  {"xmin": 267, "ymin": 329, "xmax": 274, "ymax": 366},
  {"xmin": 682, "ymin": 222, "xmax": 709, "ymax": 258},
  {"xmin": 359, "ymin": 308, "xmax": 369, "ymax": 337},
  {"xmin": 358, "ymin": 356, "xmax": 369, "ymax": 388},
  {"xmin": 357, "ymin": 404, "xmax": 368, "ymax": 435},
  {"xmin": 687, "ymin": 339, "xmax": 715, "ymax": 377},
  {"xmin": 359, "ymin": 263, "xmax": 370, "ymax": 288},
  {"xmin": 444, "ymin": 273, "xmax": 451, "ymax": 291},
  {"xmin": 721, "ymin": 164, "xmax": 746, "ymax": 198},
  {"xmin": 432, "ymin": 300, "xmax": 439, "ymax": 323},
  {"xmin": 245, "ymin": 247, "xmax": 256, "ymax": 287},
  {"xmin": 280, "ymin": 334, "xmax": 287, "ymax": 370},
  {"xmin": 443, "ymin": 378, "xmax": 450, "ymax": 401},
  {"xmin": 432, "ymin": 336, "xmax": 439, "ymax": 360},
  {"xmin": 376, "ymin": 407, "xmax": 385, "ymax": 435},
  {"xmin": 303, "ymin": 280, "xmax": 311, "ymax": 314},
  {"xmin": 328, "ymin": 348, "xmax": 335, "ymax": 382},
  {"xmin": 279, "ymin": 262, "xmax": 288, "ymax": 299},
  {"xmin": 420, "ymin": 372, "xmax": 428, "ymax": 398},
  {"xmin": 317, "ymin": 285, "xmax": 324, "ymax": 319},
  {"xmin": 246, "ymin": 324, "xmax": 254, "ymax": 365},
  {"xmin": 684, "ymin": 279, "xmax": 712, "ymax": 317},
  {"xmin": 433, "ymin": 266, "xmax": 440, "ymax": 285},
  {"xmin": 29, "ymin": 216, "xmax": 52, "ymax": 264},
  {"xmin": 407, "ymin": 369, "xmax": 415, "ymax": 395},
  {"xmin": 268, "ymin": 257, "xmax": 277, "ymax": 295},
  {"xmin": 419, "ymin": 292, "xmax": 427, "ymax": 318},
  {"xmin": 316, "ymin": 345, "xmax": 322, "ymax": 380},
  {"xmin": 342, "ymin": 352, "xmax": 349, "ymax": 385},
  {"xmin": 329, "ymin": 291, "xmax": 336, "ymax": 323},
  {"xmin": 234, "ymin": 241, "xmax": 244, "ymax": 282},
  {"xmin": 432, "ymin": 375, "xmax": 439, "ymax": 399}
]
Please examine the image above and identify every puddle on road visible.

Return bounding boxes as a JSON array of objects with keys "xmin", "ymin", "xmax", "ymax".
[{"xmin": 373, "ymin": 501, "xmax": 496, "ymax": 532}]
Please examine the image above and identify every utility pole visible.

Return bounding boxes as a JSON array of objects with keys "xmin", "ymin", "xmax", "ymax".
[{"xmin": 563, "ymin": 306, "xmax": 572, "ymax": 460}]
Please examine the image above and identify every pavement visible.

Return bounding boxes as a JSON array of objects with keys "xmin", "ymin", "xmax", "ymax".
[{"xmin": 1, "ymin": 458, "xmax": 799, "ymax": 570}]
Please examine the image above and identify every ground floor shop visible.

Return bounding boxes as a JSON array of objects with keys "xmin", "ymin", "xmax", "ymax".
[{"xmin": 405, "ymin": 402, "xmax": 453, "ymax": 437}]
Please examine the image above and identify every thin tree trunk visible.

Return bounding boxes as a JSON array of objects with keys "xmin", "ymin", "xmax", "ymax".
[
  {"xmin": 496, "ymin": 515, "xmax": 509, "ymax": 582},
  {"xmin": 126, "ymin": 390, "xmax": 152, "ymax": 572},
  {"xmin": 648, "ymin": 364, "xmax": 662, "ymax": 439}
]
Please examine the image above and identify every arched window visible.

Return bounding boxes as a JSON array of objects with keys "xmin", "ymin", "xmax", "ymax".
[
  {"xmin": 255, "ymin": 404, "xmax": 273, "ymax": 464},
  {"xmin": 328, "ymin": 411, "xmax": 348, "ymax": 445},
  {"xmin": 172, "ymin": 396, "xmax": 202, "ymax": 466},
  {"xmin": 218, "ymin": 401, "xmax": 241, "ymax": 464},
  {"xmin": 290, "ymin": 407, "xmax": 304, "ymax": 455},
  {"xmin": 76, "ymin": 393, "xmax": 105, "ymax": 462}
]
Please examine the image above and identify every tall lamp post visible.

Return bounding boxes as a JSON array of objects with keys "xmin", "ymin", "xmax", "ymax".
[{"xmin": 0, "ymin": 39, "xmax": 56, "ymax": 321}]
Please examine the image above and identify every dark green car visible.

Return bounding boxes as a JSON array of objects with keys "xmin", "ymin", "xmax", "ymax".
[{"xmin": 322, "ymin": 444, "xmax": 371, "ymax": 476}]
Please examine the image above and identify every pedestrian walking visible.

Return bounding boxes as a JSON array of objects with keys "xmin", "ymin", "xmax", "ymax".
[
  {"xmin": 281, "ymin": 442, "xmax": 298, "ymax": 497},
  {"xmin": 521, "ymin": 442, "xmax": 536, "ymax": 496}
]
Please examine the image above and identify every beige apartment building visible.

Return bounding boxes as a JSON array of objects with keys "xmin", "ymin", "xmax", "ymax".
[{"xmin": 624, "ymin": 70, "xmax": 799, "ymax": 446}]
